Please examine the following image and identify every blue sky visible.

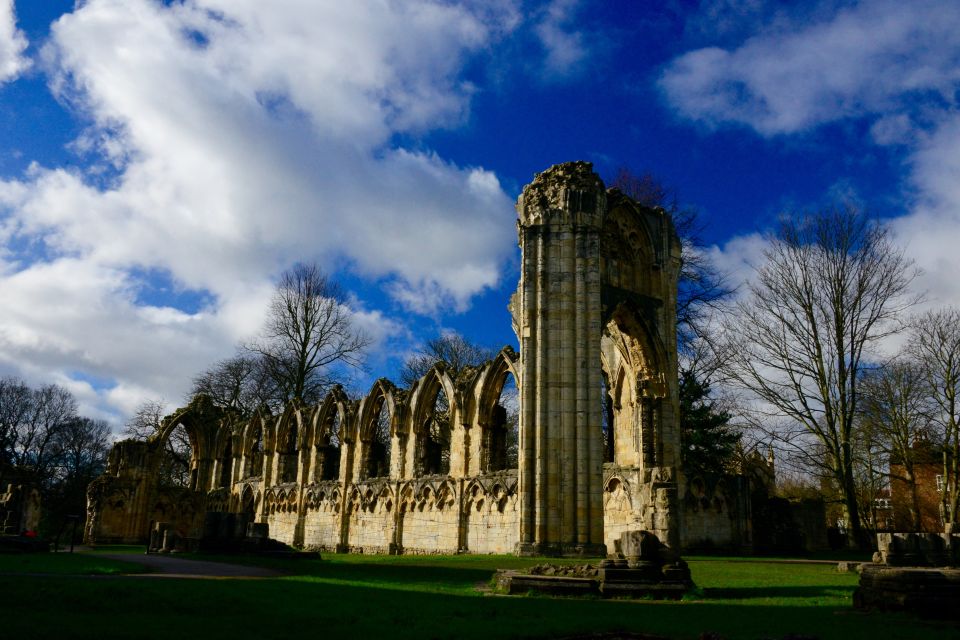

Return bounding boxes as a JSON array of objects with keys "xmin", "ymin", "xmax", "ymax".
[{"xmin": 1, "ymin": 0, "xmax": 958, "ymax": 426}]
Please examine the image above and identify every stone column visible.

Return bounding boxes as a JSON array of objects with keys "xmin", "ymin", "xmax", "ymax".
[{"xmin": 515, "ymin": 161, "xmax": 606, "ymax": 557}]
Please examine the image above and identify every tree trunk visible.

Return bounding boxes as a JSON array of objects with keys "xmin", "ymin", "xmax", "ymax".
[
  {"xmin": 841, "ymin": 465, "xmax": 866, "ymax": 549},
  {"xmin": 904, "ymin": 467, "xmax": 922, "ymax": 531}
]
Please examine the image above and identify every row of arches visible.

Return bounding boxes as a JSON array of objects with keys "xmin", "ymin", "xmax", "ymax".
[
  {"xmin": 148, "ymin": 306, "xmax": 671, "ymax": 498},
  {"xmin": 179, "ymin": 347, "xmax": 523, "ymax": 494}
]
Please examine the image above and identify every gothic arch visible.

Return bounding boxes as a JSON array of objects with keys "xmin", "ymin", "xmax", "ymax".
[
  {"xmin": 356, "ymin": 379, "xmax": 402, "ymax": 440},
  {"xmin": 470, "ymin": 347, "xmax": 521, "ymax": 472},
  {"xmin": 601, "ymin": 192, "xmax": 659, "ymax": 292},
  {"xmin": 473, "ymin": 347, "xmax": 521, "ymax": 428},
  {"xmin": 311, "ymin": 387, "xmax": 352, "ymax": 482},
  {"xmin": 313, "ymin": 387, "xmax": 352, "ymax": 446},
  {"xmin": 274, "ymin": 402, "xmax": 305, "ymax": 484},
  {"xmin": 355, "ymin": 379, "xmax": 402, "ymax": 479},
  {"xmin": 408, "ymin": 364, "xmax": 458, "ymax": 477}
]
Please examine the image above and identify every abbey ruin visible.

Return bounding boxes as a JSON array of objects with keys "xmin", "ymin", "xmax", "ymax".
[{"xmin": 85, "ymin": 161, "xmax": 761, "ymax": 556}]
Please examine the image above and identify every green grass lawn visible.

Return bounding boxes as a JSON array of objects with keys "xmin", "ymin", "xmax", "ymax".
[
  {"xmin": 0, "ymin": 549, "xmax": 954, "ymax": 640},
  {"xmin": 0, "ymin": 551, "xmax": 146, "ymax": 575}
]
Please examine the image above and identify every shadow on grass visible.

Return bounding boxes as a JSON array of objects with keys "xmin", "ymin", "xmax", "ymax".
[
  {"xmin": 0, "ymin": 570, "xmax": 954, "ymax": 640},
  {"xmin": 701, "ymin": 585, "xmax": 855, "ymax": 600},
  {"xmin": 287, "ymin": 559, "xmax": 494, "ymax": 589}
]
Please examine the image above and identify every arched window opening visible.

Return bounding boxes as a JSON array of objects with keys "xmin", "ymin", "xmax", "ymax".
[
  {"xmin": 159, "ymin": 423, "xmax": 192, "ymax": 488},
  {"xmin": 365, "ymin": 399, "xmax": 391, "ymax": 479},
  {"xmin": 601, "ymin": 375, "xmax": 614, "ymax": 463},
  {"xmin": 247, "ymin": 426, "xmax": 264, "ymax": 478},
  {"xmin": 487, "ymin": 373, "xmax": 519, "ymax": 471},
  {"xmin": 240, "ymin": 488, "xmax": 256, "ymax": 526},
  {"xmin": 218, "ymin": 439, "xmax": 233, "ymax": 488},
  {"xmin": 279, "ymin": 422, "xmax": 298, "ymax": 483},
  {"xmin": 319, "ymin": 411, "xmax": 342, "ymax": 481},
  {"xmin": 419, "ymin": 385, "xmax": 451, "ymax": 476}
]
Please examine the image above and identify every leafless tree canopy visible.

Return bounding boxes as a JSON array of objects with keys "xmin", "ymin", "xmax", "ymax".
[
  {"xmin": 189, "ymin": 355, "xmax": 278, "ymax": 416},
  {"xmin": 247, "ymin": 263, "xmax": 370, "ymax": 405},
  {"xmin": 0, "ymin": 379, "xmax": 77, "ymax": 485},
  {"xmin": 400, "ymin": 334, "xmax": 494, "ymax": 476},
  {"xmin": 399, "ymin": 333, "xmax": 494, "ymax": 388},
  {"xmin": 908, "ymin": 307, "xmax": 960, "ymax": 525},
  {"xmin": 0, "ymin": 376, "xmax": 109, "ymax": 535},
  {"xmin": 858, "ymin": 359, "xmax": 932, "ymax": 530},
  {"xmin": 723, "ymin": 206, "xmax": 918, "ymax": 545}
]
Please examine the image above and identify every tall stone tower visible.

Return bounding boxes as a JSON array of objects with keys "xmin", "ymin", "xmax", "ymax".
[
  {"xmin": 513, "ymin": 161, "xmax": 608, "ymax": 556},
  {"xmin": 513, "ymin": 161, "xmax": 683, "ymax": 557}
]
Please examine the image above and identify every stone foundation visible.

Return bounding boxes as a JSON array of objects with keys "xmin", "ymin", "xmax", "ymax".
[
  {"xmin": 499, "ymin": 530, "xmax": 693, "ymax": 599},
  {"xmin": 854, "ymin": 532, "xmax": 960, "ymax": 618},
  {"xmin": 855, "ymin": 565, "xmax": 960, "ymax": 618}
]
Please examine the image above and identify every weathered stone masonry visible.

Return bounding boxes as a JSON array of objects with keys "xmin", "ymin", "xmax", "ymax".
[{"xmin": 86, "ymin": 161, "xmax": 709, "ymax": 556}]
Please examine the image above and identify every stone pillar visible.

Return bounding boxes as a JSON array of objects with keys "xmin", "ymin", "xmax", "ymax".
[{"xmin": 515, "ymin": 161, "xmax": 606, "ymax": 557}]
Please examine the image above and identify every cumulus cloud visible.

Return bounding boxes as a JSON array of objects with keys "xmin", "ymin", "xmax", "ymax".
[
  {"xmin": 0, "ymin": 0, "xmax": 548, "ymax": 423},
  {"xmin": 660, "ymin": 0, "xmax": 960, "ymax": 136},
  {"xmin": 533, "ymin": 0, "xmax": 588, "ymax": 78},
  {"xmin": 666, "ymin": 0, "xmax": 960, "ymax": 323},
  {"xmin": 0, "ymin": 0, "xmax": 28, "ymax": 84}
]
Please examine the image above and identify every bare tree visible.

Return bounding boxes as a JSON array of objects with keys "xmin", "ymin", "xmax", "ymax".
[
  {"xmin": 248, "ymin": 263, "xmax": 370, "ymax": 405},
  {"xmin": 908, "ymin": 307, "xmax": 960, "ymax": 528},
  {"xmin": 723, "ymin": 206, "xmax": 917, "ymax": 546},
  {"xmin": 0, "ymin": 377, "xmax": 32, "ymax": 473},
  {"xmin": 7, "ymin": 383, "xmax": 77, "ymax": 487},
  {"xmin": 399, "ymin": 333, "xmax": 494, "ymax": 387},
  {"xmin": 399, "ymin": 333, "xmax": 494, "ymax": 475},
  {"xmin": 46, "ymin": 416, "xmax": 110, "ymax": 534},
  {"xmin": 858, "ymin": 359, "xmax": 932, "ymax": 530},
  {"xmin": 190, "ymin": 354, "xmax": 278, "ymax": 416},
  {"xmin": 0, "ymin": 377, "xmax": 111, "ymax": 535}
]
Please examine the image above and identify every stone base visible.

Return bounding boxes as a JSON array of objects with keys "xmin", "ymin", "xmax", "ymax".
[
  {"xmin": 514, "ymin": 541, "xmax": 607, "ymax": 558},
  {"xmin": 495, "ymin": 569, "xmax": 691, "ymax": 600},
  {"xmin": 855, "ymin": 564, "xmax": 960, "ymax": 619},
  {"xmin": 598, "ymin": 580, "xmax": 689, "ymax": 600},
  {"xmin": 498, "ymin": 572, "xmax": 597, "ymax": 597}
]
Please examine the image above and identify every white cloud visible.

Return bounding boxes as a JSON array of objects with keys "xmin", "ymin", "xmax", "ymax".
[
  {"xmin": 660, "ymin": 0, "xmax": 960, "ymax": 136},
  {"xmin": 0, "ymin": 0, "xmax": 535, "ymax": 425},
  {"xmin": 533, "ymin": 0, "xmax": 587, "ymax": 78},
  {"xmin": 671, "ymin": 0, "xmax": 960, "ymax": 324},
  {"xmin": 0, "ymin": 0, "xmax": 28, "ymax": 84}
]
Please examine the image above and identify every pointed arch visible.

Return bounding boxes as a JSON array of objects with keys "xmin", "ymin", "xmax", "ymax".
[
  {"xmin": 356, "ymin": 379, "xmax": 402, "ymax": 440},
  {"xmin": 408, "ymin": 364, "xmax": 458, "ymax": 477},
  {"xmin": 601, "ymin": 301, "xmax": 670, "ymax": 469},
  {"xmin": 356, "ymin": 379, "xmax": 402, "ymax": 479},
  {"xmin": 472, "ymin": 347, "xmax": 521, "ymax": 472},
  {"xmin": 274, "ymin": 401, "xmax": 305, "ymax": 484},
  {"xmin": 602, "ymin": 190, "xmax": 660, "ymax": 292},
  {"xmin": 312, "ymin": 386, "xmax": 352, "ymax": 482}
]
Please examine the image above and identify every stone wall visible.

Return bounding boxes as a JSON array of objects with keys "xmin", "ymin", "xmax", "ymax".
[{"xmin": 679, "ymin": 474, "xmax": 752, "ymax": 552}]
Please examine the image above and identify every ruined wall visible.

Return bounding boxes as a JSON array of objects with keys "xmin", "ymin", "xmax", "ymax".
[
  {"xmin": 679, "ymin": 475, "xmax": 752, "ymax": 552},
  {"xmin": 86, "ymin": 161, "xmax": 701, "ymax": 556}
]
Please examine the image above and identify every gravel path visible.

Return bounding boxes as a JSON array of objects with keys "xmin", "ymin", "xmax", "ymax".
[{"xmin": 99, "ymin": 553, "xmax": 283, "ymax": 579}]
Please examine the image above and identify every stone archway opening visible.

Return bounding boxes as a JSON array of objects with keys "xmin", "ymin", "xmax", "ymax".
[
  {"xmin": 487, "ymin": 372, "xmax": 519, "ymax": 471},
  {"xmin": 217, "ymin": 438, "xmax": 233, "ymax": 488},
  {"xmin": 601, "ymin": 372, "xmax": 614, "ymax": 463},
  {"xmin": 363, "ymin": 398, "xmax": 391, "ymax": 479},
  {"xmin": 156, "ymin": 422, "xmax": 194, "ymax": 489},
  {"xmin": 277, "ymin": 418, "xmax": 299, "ymax": 484},
  {"xmin": 244, "ymin": 422, "xmax": 264, "ymax": 479},
  {"xmin": 317, "ymin": 409, "xmax": 342, "ymax": 481},
  {"xmin": 417, "ymin": 383, "xmax": 452, "ymax": 476}
]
